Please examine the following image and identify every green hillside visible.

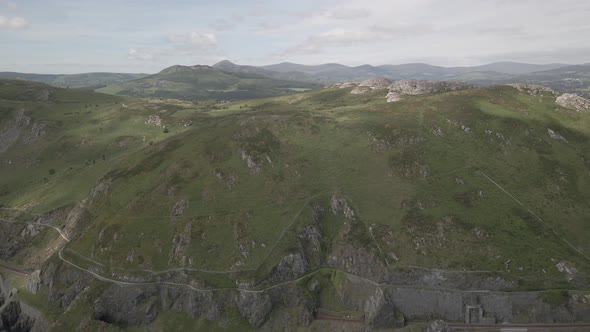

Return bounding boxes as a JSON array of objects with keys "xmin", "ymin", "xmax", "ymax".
[
  {"xmin": 97, "ymin": 65, "xmax": 321, "ymax": 101},
  {"xmin": 1, "ymin": 79, "xmax": 590, "ymax": 329}
]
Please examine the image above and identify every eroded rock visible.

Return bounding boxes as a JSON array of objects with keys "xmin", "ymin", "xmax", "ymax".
[
  {"xmin": 170, "ymin": 199, "xmax": 189, "ymax": 217},
  {"xmin": 235, "ymin": 291, "xmax": 272, "ymax": 328},
  {"xmin": 330, "ymin": 195, "xmax": 355, "ymax": 220},
  {"xmin": 556, "ymin": 93, "xmax": 590, "ymax": 112},
  {"xmin": 505, "ymin": 83, "xmax": 555, "ymax": 95},
  {"xmin": 388, "ymin": 80, "xmax": 471, "ymax": 96}
]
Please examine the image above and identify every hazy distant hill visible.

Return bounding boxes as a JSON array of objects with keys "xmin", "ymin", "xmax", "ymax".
[
  {"xmin": 508, "ymin": 64, "xmax": 590, "ymax": 97},
  {"xmin": 257, "ymin": 61, "xmax": 569, "ymax": 83},
  {"xmin": 97, "ymin": 64, "xmax": 320, "ymax": 101},
  {"xmin": 0, "ymin": 71, "xmax": 148, "ymax": 89}
]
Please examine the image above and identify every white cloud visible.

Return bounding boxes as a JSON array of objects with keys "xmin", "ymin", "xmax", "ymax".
[
  {"xmin": 316, "ymin": 8, "xmax": 370, "ymax": 20},
  {"xmin": 0, "ymin": 15, "xmax": 28, "ymax": 30},
  {"xmin": 286, "ymin": 23, "xmax": 434, "ymax": 55},
  {"xmin": 210, "ymin": 19, "xmax": 235, "ymax": 31},
  {"xmin": 128, "ymin": 48, "xmax": 156, "ymax": 61},
  {"xmin": 129, "ymin": 31, "xmax": 220, "ymax": 63},
  {"xmin": 167, "ymin": 32, "xmax": 217, "ymax": 48},
  {"xmin": 0, "ymin": 0, "xmax": 17, "ymax": 9}
]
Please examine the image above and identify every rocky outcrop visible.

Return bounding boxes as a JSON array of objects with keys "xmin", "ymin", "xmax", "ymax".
[
  {"xmin": 386, "ymin": 91, "xmax": 401, "ymax": 103},
  {"xmin": 388, "ymin": 80, "xmax": 471, "ymax": 96},
  {"xmin": 330, "ymin": 195, "xmax": 355, "ymax": 220},
  {"xmin": 26, "ymin": 270, "xmax": 41, "ymax": 295},
  {"xmin": 240, "ymin": 151, "xmax": 261, "ymax": 175},
  {"xmin": 168, "ymin": 222, "xmax": 192, "ymax": 266},
  {"xmin": 351, "ymin": 77, "xmax": 392, "ymax": 94},
  {"xmin": 0, "ymin": 109, "xmax": 31, "ymax": 153},
  {"xmin": 0, "ymin": 301, "xmax": 35, "ymax": 332},
  {"xmin": 331, "ymin": 81, "xmax": 359, "ymax": 89},
  {"xmin": 145, "ymin": 115, "xmax": 163, "ymax": 127},
  {"xmin": 426, "ymin": 320, "xmax": 450, "ymax": 332},
  {"xmin": 547, "ymin": 128, "xmax": 568, "ymax": 143},
  {"xmin": 170, "ymin": 199, "xmax": 189, "ymax": 217},
  {"xmin": 93, "ymin": 285, "xmax": 159, "ymax": 326},
  {"xmin": 0, "ymin": 300, "xmax": 47, "ymax": 332},
  {"xmin": 270, "ymin": 252, "xmax": 309, "ymax": 283},
  {"xmin": 63, "ymin": 203, "xmax": 91, "ymax": 240},
  {"xmin": 235, "ymin": 291, "xmax": 273, "ymax": 328},
  {"xmin": 24, "ymin": 121, "xmax": 48, "ymax": 144},
  {"xmin": 505, "ymin": 83, "xmax": 555, "ymax": 95},
  {"xmin": 556, "ymin": 93, "xmax": 590, "ymax": 112},
  {"xmin": 328, "ymin": 245, "xmax": 388, "ymax": 282}
]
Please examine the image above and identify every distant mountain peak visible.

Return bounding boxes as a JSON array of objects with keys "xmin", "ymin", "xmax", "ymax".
[{"xmin": 213, "ymin": 60, "xmax": 236, "ymax": 67}]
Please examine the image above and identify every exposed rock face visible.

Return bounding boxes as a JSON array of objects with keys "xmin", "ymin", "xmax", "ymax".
[
  {"xmin": 88, "ymin": 179, "xmax": 111, "ymax": 200},
  {"xmin": 547, "ymin": 128, "xmax": 568, "ymax": 143},
  {"xmin": 388, "ymin": 80, "xmax": 471, "ymax": 96},
  {"xmin": 0, "ymin": 109, "xmax": 31, "ymax": 153},
  {"xmin": 145, "ymin": 115, "xmax": 163, "ymax": 127},
  {"xmin": 93, "ymin": 286, "xmax": 159, "ymax": 326},
  {"xmin": 63, "ymin": 203, "xmax": 91, "ymax": 239},
  {"xmin": 0, "ymin": 301, "xmax": 35, "ymax": 332},
  {"xmin": 24, "ymin": 121, "xmax": 48, "ymax": 144},
  {"xmin": 0, "ymin": 300, "xmax": 46, "ymax": 332},
  {"xmin": 235, "ymin": 291, "xmax": 273, "ymax": 328},
  {"xmin": 240, "ymin": 151, "xmax": 261, "ymax": 175},
  {"xmin": 328, "ymin": 245, "xmax": 388, "ymax": 282},
  {"xmin": 426, "ymin": 320, "xmax": 450, "ymax": 332},
  {"xmin": 170, "ymin": 199, "xmax": 189, "ymax": 217},
  {"xmin": 359, "ymin": 77, "xmax": 393, "ymax": 89},
  {"xmin": 505, "ymin": 83, "xmax": 555, "ymax": 95},
  {"xmin": 386, "ymin": 91, "xmax": 401, "ymax": 103},
  {"xmin": 26, "ymin": 270, "xmax": 42, "ymax": 294},
  {"xmin": 330, "ymin": 195, "xmax": 355, "ymax": 220},
  {"xmin": 169, "ymin": 222, "xmax": 192, "ymax": 266},
  {"xmin": 556, "ymin": 93, "xmax": 590, "ymax": 112},
  {"xmin": 270, "ymin": 251, "xmax": 309, "ymax": 283},
  {"xmin": 556, "ymin": 261, "xmax": 578, "ymax": 280},
  {"xmin": 351, "ymin": 77, "xmax": 392, "ymax": 94},
  {"xmin": 331, "ymin": 81, "xmax": 359, "ymax": 89}
]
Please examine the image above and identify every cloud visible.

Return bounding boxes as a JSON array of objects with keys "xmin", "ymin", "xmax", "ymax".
[
  {"xmin": 317, "ymin": 8, "xmax": 371, "ymax": 20},
  {"xmin": 129, "ymin": 31, "xmax": 220, "ymax": 62},
  {"xmin": 210, "ymin": 19, "xmax": 235, "ymax": 31},
  {"xmin": 0, "ymin": 15, "xmax": 28, "ymax": 30},
  {"xmin": 0, "ymin": 0, "xmax": 16, "ymax": 9},
  {"xmin": 290, "ymin": 29, "xmax": 377, "ymax": 54},
  {"xmin": 167, "ymin": 32, "xmax": 217, "ymax": 48},
  {"xmin": 285, "ymin": 23, "xmax": 434, "ymax": 55},
  {"xmin": 127, "ymin": 48, "xmax": 156, "ymax": 61}
]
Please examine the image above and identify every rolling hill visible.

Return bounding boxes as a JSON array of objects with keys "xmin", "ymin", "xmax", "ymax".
[
  {"xmin": 96, "ymin": 64, "xmax": 321, "ymax": 101},
  {"xmin": 1, "ymin": 78, "xmax": 590, "ymax": 330}
]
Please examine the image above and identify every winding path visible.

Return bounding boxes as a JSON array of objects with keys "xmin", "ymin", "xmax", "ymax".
[{"xmin": 480, "ymin": 171, "xmax": 590, "ymax": 262}]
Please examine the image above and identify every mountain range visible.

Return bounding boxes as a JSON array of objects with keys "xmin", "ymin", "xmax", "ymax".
[{"xmin": 2, "ymin": 61, "xmax": 589, "ymax": 101}]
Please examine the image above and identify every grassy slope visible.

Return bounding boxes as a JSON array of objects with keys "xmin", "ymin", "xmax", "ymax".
[{"xmin": 2, "ymin": 80, "xmax": 590, "ymax": 280}]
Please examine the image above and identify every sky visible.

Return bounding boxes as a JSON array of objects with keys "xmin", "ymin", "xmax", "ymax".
[{"xmin": 1, "ymin": 0, "xmax": 589, "ymax": 74}]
